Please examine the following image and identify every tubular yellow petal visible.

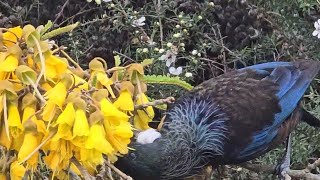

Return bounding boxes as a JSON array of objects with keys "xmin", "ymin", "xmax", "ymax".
[
  {"xmin": 40, "ymin": 82, "xmax": 52, "ymax": 91},
  {"xmin": 73, "ymin": 109, "xmax": 89, "ymax": 137},
  {"xmin": 72, "ymin": 109, "xmax": 89, "ymax": 147},
  {"xmin": 8, "ymin": 103, "xmax": 22, "ymax": 137},
  {"xmin": 22, "ymin": 106, "xmax": 37, "ymax": 125},
  {"xmin": 0, "ymin": 55, "xmax": 18, "ymax": 72},
  {"xmin": 134, "ymin": 115, "xmax": 150, "ymax": 130},
  {"xmin": 44, "ymin": 82, "xmax": 67, "ymax": 109},
  {"xmin": 134, "ymin": 93, "xmax": 154, "ymax": 130},
  {"xmin": 45, "ymin": 55, "xmax": 68, "ymax": 79},
  {"xmin": 43, "ymin": 151, "xmax": 60, "ymax": 170},
  {"xmin": 10, "ymin": 161, "xmax": 26, "ymax": 180},
  {"xmin": 100, "ymin": 99, "xmax": 129, "ymax": 121},
  {"xmin": 80, "ymin": 148, "xmax": 104, "ymax": 165},
  {"xmin": 0, "ymin": 124, "xmax": 11, "ymax": 149},
  {"xmin": 0, "ymin": 173, "xmax": 6, "ymax": 180},
  {"xmin": 136, "ymin": 93, "xmax": 155, "ymax": 119},
  {"xmin": 41, "ymin": 101, "xmax": 57, "ymax": 122},
  {"xmin": 56, "ymin": 103, "xmax": 75, "ymax": 126},
  {"xmin": 104, "ymin": 121, "xmax": 133, "ymax": 154},
  {"xmin": 3, "ymin": 26, "xmax": 23, "ymax": 47},
  {"xmin": 113, "ymin": 90, "xmax": 134, "ymax": 112},
  {"xmin": 95, "ymin": 72, "xmax": 115, "ymax": 98},
  {"xmin": 85, "ymin": 124, "xmax": 114, "ymax": 155},
  {"xmin": 18, "ymin": 132, "xmax": 39, "ymax": 166},
  {"xmin": 52, "ymin": 124, "xmax": 73, "ymax": 141}
]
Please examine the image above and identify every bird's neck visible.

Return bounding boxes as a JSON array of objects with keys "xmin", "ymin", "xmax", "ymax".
[{"xmin": 159, "ymin": 97, "xmax": 229, "ymax": 179}]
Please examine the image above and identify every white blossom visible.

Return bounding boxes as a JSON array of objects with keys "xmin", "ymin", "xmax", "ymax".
[
  {"xmin": 166, "ymin": 42, "xmax": 173, "ymax": 47},
  {"xmin": 159, "ymin": 49, "xmax": 165, "ymax": 53},
  {"xmin": 185, "ymin": 72, "xmax": 193, "ymax": 77},
  {"xmin": 132, "ymin": 16, "xmax": 146, "ymax": 27},
  {"xmin": 169, "ymin": 66, "xmax": 183, "ymax": 75},
  {"xmin": 102, "ymin": 0, "xmax": 112, "ymax": 2},
  {"xmin": 312, "ymin": 19, "xmax": 320, "ymax": 39},
  {"xmin": 160, "ymin": 50, "xmax": 177, "ymax": 67},
  {"xmin": 191, "ymin": 50, "xmax": 198, "ymax": 55},
  {"xmin": 173, "ymin": 33, "xmax": 181, "ymax": 38},
  {"xmin": 142, "ymin": 48, "xmax": 149, "ymax": 53}
]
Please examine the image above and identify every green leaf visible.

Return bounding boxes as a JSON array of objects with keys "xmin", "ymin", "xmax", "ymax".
[
  {"xmin": 40, "ymin": 21, "xmax": 53, "ymax": 36},
  {"xmin": 23, "ymin": 25, "xmax": 40, "ymax": 48},
  {"xmin": 15, "ymin": 65, "xmax": 37, "ymax": 85},
  {"xmin": 141, "ymin": 58, "xmax": 153, "ymax": 66},
  {"xmin": 143, "ymin": 75, "xmax": 193, "ymax": 91},
  {"xmin": 114, "ymin": 55, "xmax": 121, "ymax": 66},
  {"xmin": 41, "ymin": 22, "xmax": 80, "ymax": 40}
]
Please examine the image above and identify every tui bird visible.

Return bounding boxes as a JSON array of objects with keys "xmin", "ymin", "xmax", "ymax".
[{"xmin": 115, "ymin": 60, "xmax": 320, "ymax": 180}]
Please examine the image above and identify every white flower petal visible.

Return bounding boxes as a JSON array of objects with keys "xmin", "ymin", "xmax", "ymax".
[
  {"xmin": 313, "ymin": 30, "xmax": 319, "ymax": 36},
  {"xmin": 102, "ymin": 0, "xmax": 112, "ymax": 2},
  {"xmin": 317, "ymin": 19, "xmax": 320, "ymax": 26},
  {"xmin": 185, "ymin": 72, "xmax": 193, "ymax": 77},
  {"xmin": 169, "ymin": 66, "xmax": 182, "ymax": 75},
  {"xmin": 176, "ymin": 67, "xmax": 182, "ymax": 74},
  {"xmin": 132, "ymin": 16, "xmax": 146, "ymax": 27},
  {"xmin": 166, "ymin": 60, "xmax": 172, "ymax": 67},
  {"xmin": 318, "ymin": 33, "xmax": 320, "ymax": 39},
  {"xmin": 160, "ymin": 54, "xmax": 167, "ymax": 61}
]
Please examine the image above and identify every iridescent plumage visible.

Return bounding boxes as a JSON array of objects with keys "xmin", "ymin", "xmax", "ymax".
[{"xmin": 115, "ymin": 60, "xmax": 320, "ymax": 180}]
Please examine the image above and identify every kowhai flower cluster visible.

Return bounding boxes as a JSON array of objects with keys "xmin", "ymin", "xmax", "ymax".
[{"xmin": 0, "ymin": 24, "xmax": 154, "ymax": 179}]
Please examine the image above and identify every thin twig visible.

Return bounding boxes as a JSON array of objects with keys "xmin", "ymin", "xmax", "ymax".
[
  {"xmin": 135, "ymin": 97, "xmax": 175, "ymax": 110},
  {"xmin": 71, "ymin": 157, "xmax": 95, "ymax": 180},
  {"xmin": 53, "ymin": 0, "xmax": 70, "ymax": 25},
  {"xmin": 240, "ymin": 159, "xmax": 320, "ymax": 180},
  {"xmin": 105, "ymin": 161, "xmax": 133, "ymax": 180}
]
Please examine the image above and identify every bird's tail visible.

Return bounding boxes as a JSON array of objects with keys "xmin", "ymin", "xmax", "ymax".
[{"xmin": 302, "ymin": 108, "xmax": 320, "ymax": 127}]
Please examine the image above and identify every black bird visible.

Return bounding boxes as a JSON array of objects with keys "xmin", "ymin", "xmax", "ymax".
[{"xmin": 116, "ymin": 60, "xmax": 320, "ymax": 180}]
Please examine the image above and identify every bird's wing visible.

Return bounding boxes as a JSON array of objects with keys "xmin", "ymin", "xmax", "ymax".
[
  {"xmin": 184, "ymin": 60, "xmax": 320, "ymax": 162},
  {"xmin": 236, "ymin": 60, "xmax": 320, "ymax": 160}
]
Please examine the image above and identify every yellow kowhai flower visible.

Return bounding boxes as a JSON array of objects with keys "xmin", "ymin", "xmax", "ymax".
[
  {"xmin": 52, "ymin": 103, "xmax": 76, "ymax": 141},
  {"xmin": 0, "ymin": 173, "xmax": 6, "ymax": 180},
  {"xmin": 0, "ymin": 55, "xmax": 19, "ymax": 73},
  {"xmin": 105, "ymin": 121, "xmax": 133, "ymax": 154},
  {"xmin": 85, "ymin": 123, "xmax": 114, "ymax": 155},
  {"xmin": 2, "ymin": 26, "xmax": 23, "ymax": 47},
  {"xmin": 72, "ymin": 106, "xmax": 90, "ymax": 147},
  {"xmin": 44, "ymin": 54, "xmax": 68, "ymax": 80},
  {"xmin": 80, "ymin": 148, "xmax": 105, "ymax": 166},
  {"xmin": 134, "ymin": 93, "xmax": 155, "ymax": 130},
  {"xmin": 94, "ymin": 71, "xmax": 116, "ymax": 98},
  {"xmin": 67, "ymin": 69, "xmax": 88, "ymax": 91},
  {"xmin": 44, "ymin": 139, "xmax": 73, "ymax": 171},
  {"xmin": 18, "ymin": 131, "xmax": 39, "ymax": 169},
  {"xmin": 10, "ymin": 161, "xmax": 26, "ymax": 180},
  {"xmin": 0, "ymin": 123, "xmax": 11, "ymax": 149},
  {"xmin": 42, "ymin": 76, "xmax": 71, "ymax": 122},
  {"xmin": 89, "ymin": 59, "xmax": 115, "ymax": 98},
  {"xmin": 113, "ymin": 90, "xmax": 134, "ymax": 113},
  {"xmin": 21, "ymin": 93, "xmax": 37, "ymax": 125},
  {"xmin": 7, "ymin": 102, "xmax": 22, "ymax": 138},
  {"xmin": 100, "ymin": 98, "xmax": 129, "ymax": 126}
]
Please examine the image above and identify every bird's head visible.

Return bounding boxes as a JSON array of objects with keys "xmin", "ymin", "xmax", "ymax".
[{"xmin": 115, "ymin": 129, "xmax": 164, "ymax": 180}]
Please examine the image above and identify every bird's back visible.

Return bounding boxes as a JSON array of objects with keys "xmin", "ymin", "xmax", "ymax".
[{"xmin": 164, "ymin": 60, "xmax": 320, "ymax": 165}]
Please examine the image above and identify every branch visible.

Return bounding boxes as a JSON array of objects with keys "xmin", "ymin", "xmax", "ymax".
[
  {"xmin": 70, "ymin": 157, "xmax": 95, "ymax": 180},
  {"xmin": 239, "ymin": 159, "xmax": 320, "ymax": 180},
  {"xmin": 105, "ymin": 160, "xmax": 133, "ymax": 180},
  {"xmin": 134, "ymin": 97, "xmax": 175, "ymax": 110}
]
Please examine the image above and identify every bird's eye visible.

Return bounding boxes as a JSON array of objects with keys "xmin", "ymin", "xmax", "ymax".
[{"xmin": 129, "ymin": 152, "xmax": 136, "ymax": 160}]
